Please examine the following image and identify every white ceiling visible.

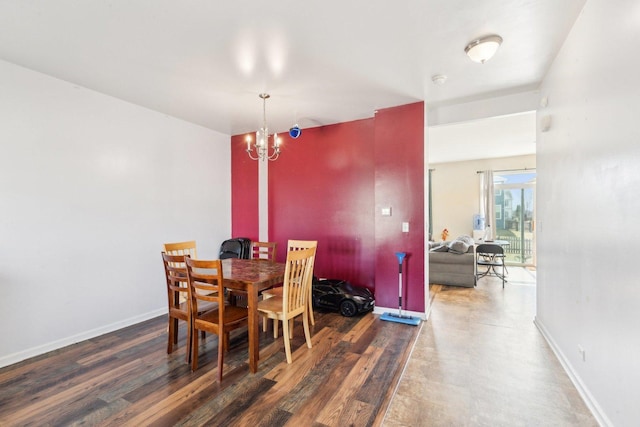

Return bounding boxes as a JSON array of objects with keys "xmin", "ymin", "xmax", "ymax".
[{"xmin": 0, "ymin": 0, "xmax": 585, "ymax": 158}]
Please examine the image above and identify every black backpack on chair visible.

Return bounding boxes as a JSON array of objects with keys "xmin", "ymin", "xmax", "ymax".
[{"xmin": 219, "ymin": 238, "xmax": 251, "ymax": 259}]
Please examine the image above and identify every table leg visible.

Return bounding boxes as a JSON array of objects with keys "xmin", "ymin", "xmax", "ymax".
[{"xmin": 247, "ymin": 288, "xmax": 259, "ymax": 373}]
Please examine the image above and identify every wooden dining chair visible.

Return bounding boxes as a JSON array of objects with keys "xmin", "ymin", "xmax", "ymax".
[
  {"xmin": 248, "ymin": 241, "xmax": 278, "ymax": 331},
  {"xmin": 163, "ymin": 240, "xmax": 219, "ymax": 296},
  {"xmin": 250, "ymin": 241, "xmax": 278, "ymax": 261},
  {"xmin": 262, "ymin": 240, "xmax": 317, "ymax": 336},
  {"xmin": 257, "ymin": 244, "xmax": 316, "ymax": 364},
  {"xmin": 287, "ymin": 240, "xmax": 317, "ymax": 327},
  {"xmin": 163, "ymin": 240, "xmax": 199, "ymax": 302},
  {"xmin": 185, "ymin": 257, "xmax": 249, "ymax": 380},
  {"xmin": 163, "ymin": 240, "xmax": 197, "ymax": 258},
  {"xmin": 161, "ymin": 252, "xmax": 194, "ymax": 363}
]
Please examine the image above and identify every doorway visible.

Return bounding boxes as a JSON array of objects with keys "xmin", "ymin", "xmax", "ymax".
[{"xmin": 493, "ymin": 170, "xmax": 536, "ymax": 267}]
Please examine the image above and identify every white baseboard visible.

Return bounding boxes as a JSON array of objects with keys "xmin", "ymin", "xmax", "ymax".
[
  {"xmin": 0, "ymin": 308, "xmax": 167, "ymax": 369},
  {"xmin": 373, "ymin": 306, "xmax": 427, "ymax": 320},
  {"xmin": 534, "ymin": 317, "xmax": 610, "ymax": 427}
]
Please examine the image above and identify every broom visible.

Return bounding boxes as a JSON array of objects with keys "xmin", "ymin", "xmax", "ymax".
[{"xmin": 380, "ymin": 252, "xmax": 421, "ymax": 326}]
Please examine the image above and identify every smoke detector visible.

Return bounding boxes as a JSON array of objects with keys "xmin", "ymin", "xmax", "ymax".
[{"xmin": 432, "ymin": 74, "xmax": 447, "ymax": 85}]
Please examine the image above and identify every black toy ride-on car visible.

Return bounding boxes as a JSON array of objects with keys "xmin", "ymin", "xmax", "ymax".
[{"xmin": 312, "ymin": 277, "xmax": 375, "ymax": 317}]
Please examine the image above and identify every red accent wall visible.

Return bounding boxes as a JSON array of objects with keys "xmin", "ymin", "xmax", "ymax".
[
  {"xmin": 373, "ymin": 102, "xmax": 425, "ymax": 312},
  {"xmin": 231, "ymin": 102, "xmax": 425, "ymax": 311},
  {"xmin": 269, "ymin": 119, "xmax": 376, "ymax": 288},
  {"xmin": 231, "ymin": 134, "xmax": 259, "ymax": 241}
]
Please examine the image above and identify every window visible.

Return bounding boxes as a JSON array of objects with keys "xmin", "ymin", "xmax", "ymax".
[{"xmin": 493, "ymin": 170, "xmax": 536, "ymax": 266}]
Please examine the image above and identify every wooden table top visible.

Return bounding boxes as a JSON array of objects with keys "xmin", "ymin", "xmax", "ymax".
[{"xmin": 221, "ymin": 258, "xmax": 285, "ymax": 287}]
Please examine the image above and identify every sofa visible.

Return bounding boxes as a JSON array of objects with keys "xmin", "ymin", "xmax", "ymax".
[{"xmin": 428, "ymin": 235, "xmax": 476, "ymax": 288}]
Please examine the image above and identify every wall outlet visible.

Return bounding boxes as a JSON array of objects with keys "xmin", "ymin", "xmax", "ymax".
[
  {"xmin": 402, "ymin": 222, "xmax": 409, "ymax": 233},
  {"xmin": 578, "ymin": 345, "xmax": 586, "ymax": 362}
]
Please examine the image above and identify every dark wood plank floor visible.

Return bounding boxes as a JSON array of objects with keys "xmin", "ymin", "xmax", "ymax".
[{"xmin": 0, "ymin": 309, "xmax": 419, "ymax": 426}]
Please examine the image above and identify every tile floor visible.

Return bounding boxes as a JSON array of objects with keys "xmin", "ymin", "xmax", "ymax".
[{"xmin": 382, "ymin": 268, "xmax": 598, "ymax": 426}]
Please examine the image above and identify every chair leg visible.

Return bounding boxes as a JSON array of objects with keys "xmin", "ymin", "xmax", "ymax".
[
  {"xmin": 185, "ymin": 318, "xmax": 192, "ymax": 364},
  {"xmin": 217, "ymin": 330, "xmax": 225, "ymax": 381},
  {"xmin": 308, "ymin": 293, "xmax": 315, "ymax": 326},
  {"xmin": 262, "ymin": 291, "xmax": 279, "ymax": 336},
  {"xmin": 191, "ymin": 328, "xmax": 199, "ymax": 372},
  {"xmin": 302, "ymin": 310, "xmax": 312, "ymax": 349},
  {"xmin": 224, "ymin": 332, "xmax": 231, "ymax": 352},
  {"xmin": 167, "ymin": 316, "xmax": 176, "ymax": 354},
  {"xmin": 282, "ymin": 317, "xmax": 292, "ymax": 364},
  {"xmin": 258, "ymin": 312, "xmax": 272, "ymax": 336}
]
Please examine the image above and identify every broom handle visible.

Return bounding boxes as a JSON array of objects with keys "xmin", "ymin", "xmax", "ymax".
[
  {"xmin": 395, "ymin": 252, "xmax": 406, "ymax": 316},
  {"xmin": 398, "ymin": 268, "xmax": 403, "ymax": 316}
]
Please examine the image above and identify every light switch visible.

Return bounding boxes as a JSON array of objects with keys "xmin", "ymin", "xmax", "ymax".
[
  {"xmin": 381, "ymin": 207, "xmax": 392, "ymax": 216},
  {"xmin": 402, "ymin": 222, "xmax": 409, "ymax": 232}
]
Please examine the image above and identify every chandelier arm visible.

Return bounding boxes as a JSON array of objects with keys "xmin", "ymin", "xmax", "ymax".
[
  {"xmin": 267, "ymin": 151, "xmax": 279, "ymax": 161},
  {"xmin": 246, "ymin": 147, "xmax": 261, "ymax": 160}
]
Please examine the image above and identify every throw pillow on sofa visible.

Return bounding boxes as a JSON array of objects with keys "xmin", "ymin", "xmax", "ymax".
[
  {"xmin": 457, "ymin": 235, "xmax": 474, "ymax": 246},
  {"xmin": 448, "ymin": 235, "xmax": 473, "ymax": 254}
]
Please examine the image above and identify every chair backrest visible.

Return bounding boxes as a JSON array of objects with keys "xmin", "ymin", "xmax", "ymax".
[
  {"xmin": 476, "ymin": 243, "xmax": 504, "ymax": 256},
  {"xmin": 184, "ymin": 257, "xmax": 224, "ymax": 321},
  {"xmin": 163, "ymin": 241, "xmax": 197, "ymax": 258},
  {"xmin": 282, "ymin": 245, "xmax": 317, "ymax": 316},
  {"xmin": 287, "ymin": 240, "xmax": 317, "ymax": 251},
  {"xmin": 161, "ymin": 252, "xmax": 189, "ymax": 311},
  {"xmin": 288, "ymin": 240, "xmax": 318, "ymax": 287},
  {"xmin": 162, "ymin": 242, "xmax": 194, "ymax": 301},
  {"xmin": 219, "ymin": 238, "xmax": 251, "ymax": 259},
  {"xmin": 250, "ymin": 241, "xmax": 277, "ymax": 261}
]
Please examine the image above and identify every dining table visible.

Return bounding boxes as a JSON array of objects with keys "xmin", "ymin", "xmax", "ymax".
[
  {"xmin": 221, "ymin": 258, "xmax": 285, "ymax": 373},
  {"xmin": 474, "ymin": 239, "xmax": 510, "ymax": 246}
]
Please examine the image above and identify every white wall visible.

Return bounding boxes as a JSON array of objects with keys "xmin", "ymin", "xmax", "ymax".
[
  {"xmin": 429, "ymin": 154, "xmax": 536, "ymax": 240},
  {"xmin": 0, "ymin": 60, "xmax": 231, "ymax": 367},
  {"xmin": 536, "ymin": 1, "xmax": 640, "ymax": 425},
  {"xmin": 428, "ymin": 90, "xmax": 540, "ymax": 127}
]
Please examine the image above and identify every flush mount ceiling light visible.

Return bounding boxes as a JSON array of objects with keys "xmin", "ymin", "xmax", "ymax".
[
  {"xmin": 465, "ymin": 35, "xmax": 503, "ymax": 64},
  {"xmin": 246, "ymin": 93, "xmax": 281, "ymax": 161}
]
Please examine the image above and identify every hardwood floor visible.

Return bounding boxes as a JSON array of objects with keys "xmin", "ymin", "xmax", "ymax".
[
  {"xmin": 383, "ymin": 268, "xmax": 598, "ymax": 426},
  {"xmin": 1, "ymin": 268, "xmax": 598, "ymax": 426},
  {"xmin": 0, "ymin": 309, "xmax": 418, "ymax": 426}
]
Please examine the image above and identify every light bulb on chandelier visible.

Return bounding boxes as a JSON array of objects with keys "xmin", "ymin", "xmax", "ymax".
[{"xmin": 246, "ymin": 93, "xmax": 281, "ymax": 161}]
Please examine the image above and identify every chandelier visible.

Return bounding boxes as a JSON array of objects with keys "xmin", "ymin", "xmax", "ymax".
[{"xmin": 246, "ymin": 93, "xmax": 281, "ymax": 161}]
